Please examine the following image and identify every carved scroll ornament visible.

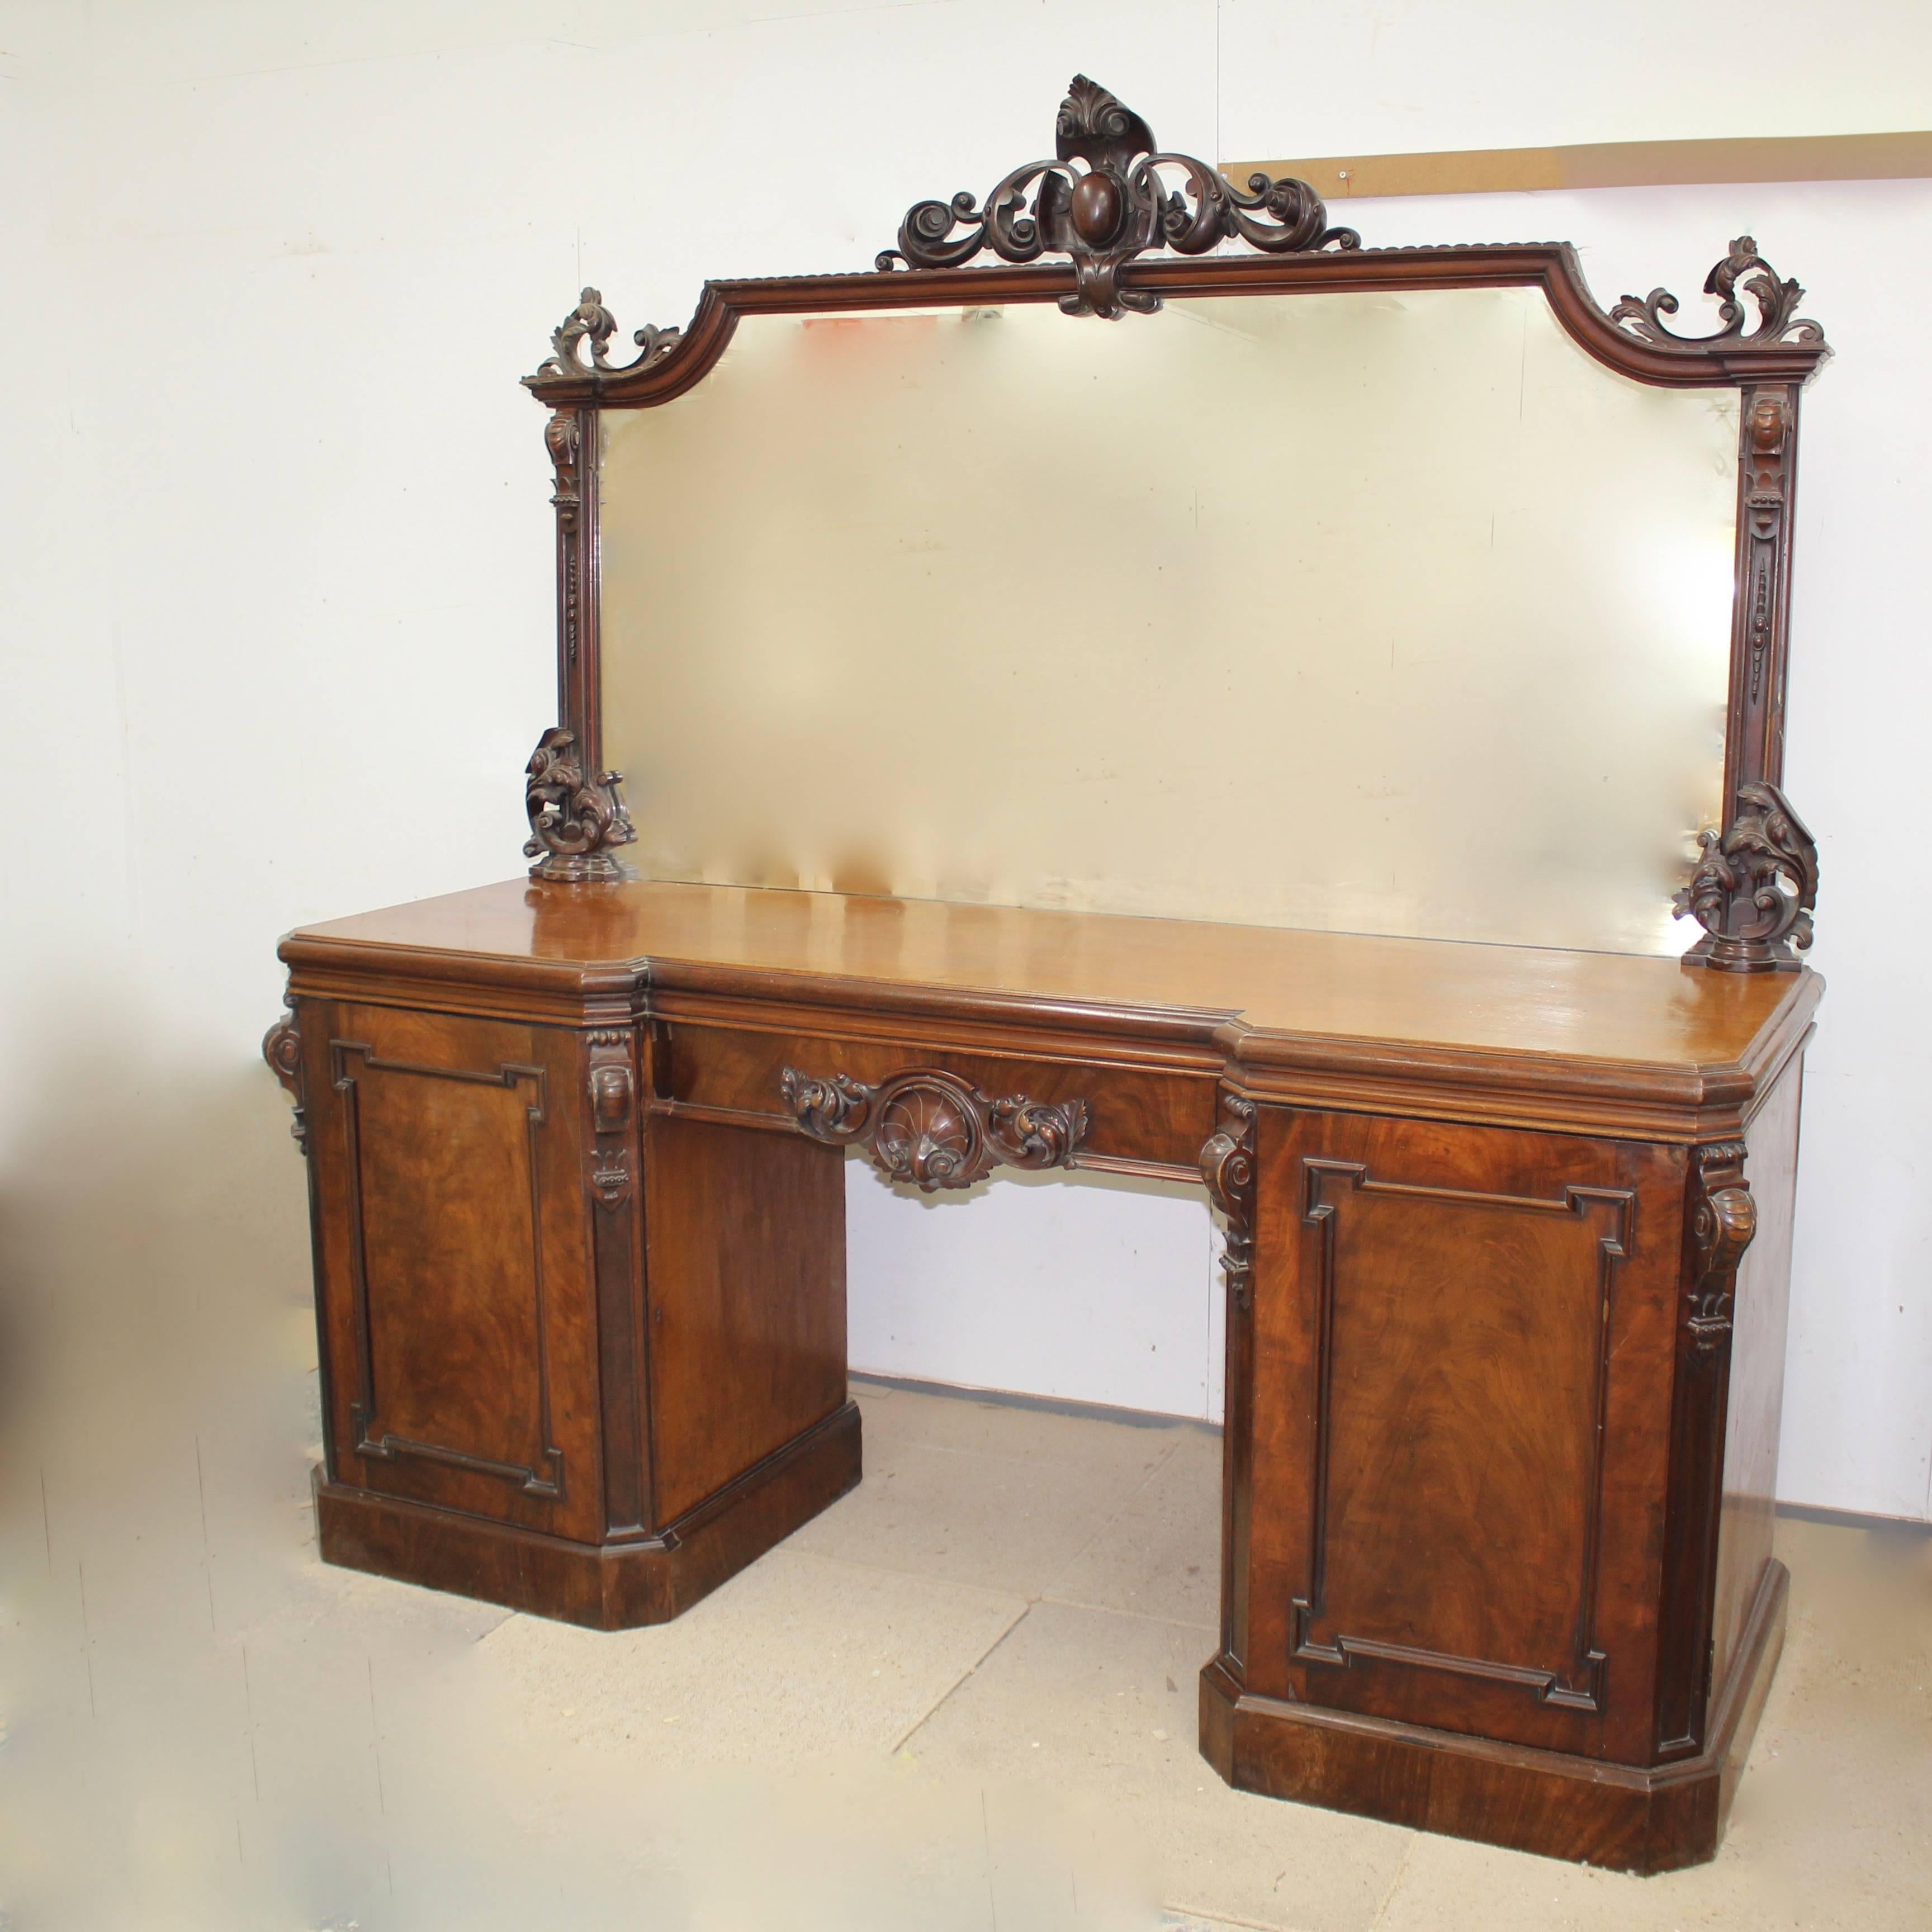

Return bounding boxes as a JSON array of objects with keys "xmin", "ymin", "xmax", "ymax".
[
  {"xmin": 526, "ymin": 286, "xmax": 681, "ymax": 386},
  {"xmin": 1611, "ymin": 236, "xmax": 1826, "ymax": 352},
  {"xmin": 780, "ymin": 1066, "xmax": 1089, "ymax": 1192},
  {"xmin": 878, "ymin": 74, "xmax": 1360, "ymax": 319},
  {"xmin": 1674, "ymin": 781, "xmax": 1818, "ymax": 971},
  {"xmin": 1687, "ymin": 1141, "xmax": 1756, "ymax": 1350},
  {"xmin": 262, "ymin": 996, "xmax": 307, "ymax": 1154},
  {"xmin": 1199, "ymin": 1092, "xmax": 1258, "ymax": 1312},
  {"xmin": 523, "ymin": 727, "xmax": 636, "ymax": 884}
]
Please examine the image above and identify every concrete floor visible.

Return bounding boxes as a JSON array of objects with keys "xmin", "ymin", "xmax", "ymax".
[{"xmin": 10, "ymin": 1371, "xmax": 1932, "ymax": 1929}]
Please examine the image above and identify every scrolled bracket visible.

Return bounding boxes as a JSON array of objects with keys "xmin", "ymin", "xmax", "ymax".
[
  {"xmin": 1610, "ymin": 236, "xmax": 1827, "ymax": 353},
  {"xmin": 523, "ymin": 726, "xmax": 636, "ymax": 884},
  {"xmin": 779, "ymin": 1065, "xmax": 1089, "ymax": 1192},
  {"xmin": 876, "ymin": 74, "xmax": 1359, "ymax": 319},
  {"xmin": 1200, "ymin": 1091, "xmax": 1258, "ymax": 1312},
  {"xmin": 1675, "ymin": 780, "xmax": 1818, "ymax": 971},
  {"xmin": 262, "ymin": 994, "xmax": 307, "ymax": 1156},
  {"xmin": 1687, "ymin": 1141, "xmax": 1756, "ymax": 1351}
]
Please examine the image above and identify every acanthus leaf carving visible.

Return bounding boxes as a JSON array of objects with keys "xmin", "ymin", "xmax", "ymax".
[
  {"xmin": 1199, "ymin": 1091, "xmax": 1258, "ymax": 1311},
  {"xmin": 1675, "ymin": 780, "xmax": 1818, "ymax": 971},
  {"xmin": 780, "ymin": 1065, "xmax": 1089, "ymax": 1192},
  {"xmin": 524, "ymin": 726, "xmax": 636, "ymax": 884},
  {"xmin": 1687, "ymin": 1140, "xmax": 1755, "ymax": 1351},
  {"xmin": 526, "ymin": 286, "xmax": 682, "ymax": 386},
  {"xmin": 876, "ymin": 74, "xmax": 1360, "ymax": 319},
  {"xmin": 261, "ymin": 993, "xmax": 308, "ymax": 1156},
  {"xmin": 1610, "ymin": 236, "xmax": 1826, "ymax": 351}
]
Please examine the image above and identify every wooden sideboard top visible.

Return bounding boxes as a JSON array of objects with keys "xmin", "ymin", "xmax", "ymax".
[{"xmin": 289, "ymin": 878, "xmax": 1814, "ymax": 1073}]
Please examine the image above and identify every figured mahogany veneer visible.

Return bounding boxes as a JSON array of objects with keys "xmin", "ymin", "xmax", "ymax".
[{"xmin": 272, "ymin": 877, "xmax": 1815, "ymax": 1873}]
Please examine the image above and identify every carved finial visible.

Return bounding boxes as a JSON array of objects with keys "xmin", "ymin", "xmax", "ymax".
[
  {"xmin": 780, "ymin": 1066, "xmax": 1088, "ymax": 1192},
  {"xmin": 1675, "ymin": 780, "xmax": 1819, "ymax": 971},
  {"xmin": 1611, "ymin": 238, "xmax": 1826, "ymax": 351},
  {"xmin": 875, "ymin": 74, "xmax": 1360, "ymax": 319},
  {"xmin": 523, "ymin": 726, "xmax": 637, "ymax": 883},
  {"xmin": 526, "ymin": 286, "xmax": 683, "ymax": 386}
]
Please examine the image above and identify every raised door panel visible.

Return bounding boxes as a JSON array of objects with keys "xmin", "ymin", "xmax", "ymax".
[
  {"xmin": 1247, "ymin": 1109, "xmax": 1684, "ymax": 1761},
  {"xmin": 309, "ymin": 1002, "xmax": 602, "ymax": 1543}
]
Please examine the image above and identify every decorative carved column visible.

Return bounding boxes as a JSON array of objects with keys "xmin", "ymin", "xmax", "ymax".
[
  {"xmin": 1200, "ymin": 1088, "xmax": 1259, "ymax": 1673},
  {"xmin": 1656, "ymin": 1138, "xmax": 1758, "ymax": 1753},
  {"xmin": 586, "ymin": 1028, "xmax": 647, "ymax": 1536},
  {"xmin": 779, "ymin": 1066, "xmax": 1088, "ymax": 1192}
]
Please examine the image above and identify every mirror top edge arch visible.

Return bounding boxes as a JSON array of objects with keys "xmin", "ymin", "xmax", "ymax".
[{"xmin": 523, "ymin": 239, "xmax": 1830, "ymax": 413}]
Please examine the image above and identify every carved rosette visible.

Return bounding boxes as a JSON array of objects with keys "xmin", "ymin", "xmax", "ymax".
[
  {"xmin": 586, "ymin": 1029, "xmax": 637, "ymax": 1209},
  {"xmin": 1687, "ymin": 1141, "xmax": 1756, "ymax": 1350},
  {"xmin": 1675, "ymin": 780, "xmax": 1819, "ymax": 970},
  {"xmin": 877, "ymin": 74, "xmax": 1360, "ymax": 319},
  {"xmin": 1610, "ymin": 237, "xmax": 1826, "ymax": 352},
  {"xmin": 779, "ymin": 1066, "xmax": 1089, "ymax": 1192},
  {"xmin": 1199, "ymin": 1092, "xmax": 1258, "ymax": 1311},
  {"xmin": 524, "ymin": 726, "xmax": 637, "ymax": 883},
  {"xmin": 525, "ymin": 286, "xmax": 682, "ymax": 386},
  {"xmin": 262, "ymin": 996, "xmax": 307, "ymax": 1154}
]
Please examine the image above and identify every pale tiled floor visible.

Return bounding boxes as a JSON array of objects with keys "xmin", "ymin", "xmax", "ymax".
[{"xmin": 9, "ymin": 1367, "xmax": 1932, "ymax": 1928}]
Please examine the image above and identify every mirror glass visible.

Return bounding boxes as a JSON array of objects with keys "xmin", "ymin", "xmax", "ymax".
[{"xmin": 599, "ymin": 285, "xmax": 1739, "ymax": 955}]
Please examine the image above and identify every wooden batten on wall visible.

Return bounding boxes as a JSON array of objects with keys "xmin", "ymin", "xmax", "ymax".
[{"xmin": 1224, "ymin": 130, "xmax": 1932, "ymax": 202}]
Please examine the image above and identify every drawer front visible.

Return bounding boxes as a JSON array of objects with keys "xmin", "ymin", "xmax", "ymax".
[
  {"xmin": 1243, "ymin": 1106, "xmax": 1686, "ymax": 1763},
  {"xmin": 654, "ymin": 1020, "xmax": 1217, "ymax": 1180}
]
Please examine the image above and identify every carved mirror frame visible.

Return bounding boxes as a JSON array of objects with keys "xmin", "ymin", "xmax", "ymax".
[{"xmin": 518, "ymin": 75, "xmax": 1829, "ymax": 973}]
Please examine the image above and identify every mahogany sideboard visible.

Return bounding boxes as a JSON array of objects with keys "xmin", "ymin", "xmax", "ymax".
[{"xmin": 265, "ymin": 875, "xmax": 1817, "ymax": 1873}]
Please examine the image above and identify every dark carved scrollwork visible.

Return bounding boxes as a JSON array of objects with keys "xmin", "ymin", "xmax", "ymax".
[
  {"xmin": 526, "ymin": 286, "xmax": 683, "ymax": 385},
  {"xmin": 1610, "ymin": 237, "xmax": 1826, "ymax": 351},
  {"xmin": 1687, "ymin": 1141, "xmax": 1756, "ymax": 1351},
  {"xmin": 779, "ymin": 1065, "xmax": 1089, "ymax": 1192},
  {"xmin": 877, "ymin": 74, "xmax": 1360, "ymax": 319},
  {"xmin": 1675, "ymin": 781, "xmax": 1819, "ymax": 971},
  {"xmin": 262, "ymin": 995, "xmax": 307, "ymax": 1155},
  {"xmin": 523, "ymin": 726, "xmax": 636, "ymax": 883},
  {"xmin": 1200, "ymin": 1092, "xmax": 1258, "ymax": 1311}
]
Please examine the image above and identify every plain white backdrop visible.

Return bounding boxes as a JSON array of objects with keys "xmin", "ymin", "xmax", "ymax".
[{"xmin": 2, "ymin": 0, "xmax": 1927, "ymax": 1515}]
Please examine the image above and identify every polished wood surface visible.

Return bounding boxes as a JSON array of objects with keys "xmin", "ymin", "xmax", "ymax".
[
  {"xmin": 643, "ymin": 1115, "xmax": 847, "ymax": 1523},
  {"xmin": 293, "ymin": 878, "xmax": 1805, "ymax": 1069},
  {"xmin": 273, "ymin": 897, "xmax": 1811, "ymax": 1871}
]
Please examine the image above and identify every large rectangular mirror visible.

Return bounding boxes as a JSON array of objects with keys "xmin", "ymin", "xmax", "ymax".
[{"xmin": 598, "ymin": 284, "xmax": 1742, "ymax": 955}]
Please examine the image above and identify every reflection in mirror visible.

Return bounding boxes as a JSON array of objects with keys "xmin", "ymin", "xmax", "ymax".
[{"xmin": 600, "ymin": 286, "xmax": 1739, "ymax": 955}]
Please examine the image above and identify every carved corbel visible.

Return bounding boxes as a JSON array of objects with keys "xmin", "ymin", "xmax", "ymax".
[
  {"xmin": 779, "ymin": 1065, "xmax": 1089, "ymax": 1192},
  {"xmin": 1687, "ymin": 1141, "xmax": 1756, "ymax": 1349},
  {"xmin": 261, "ymin": 995, "xmax": 307, "ymax": 1155},
  {"xmin": 878, "ymin": 74, "xmax": 1358, "ymax": 319},
  {"xmin": 1675, "ymin": 780, "xmax": 1818, "ymax": 971},
  {"xmin": 1199, "ymin": 1092, "xmax": 1258, "ymax": 1311},
  {"xmin": 586, "ymin": 1029, "xmax": 637, "ymax": 1209},
  {"xmin": 524, "ymin": 726, "xmax": 636, "ymax": 884}
]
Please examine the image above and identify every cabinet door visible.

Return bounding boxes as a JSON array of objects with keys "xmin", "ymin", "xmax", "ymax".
[
  {"xmin": 1244, "ymin": 1109, "xmax": 1684, "ymax": 1762},
  {"xmin": 306, "ymin": 1001, "xmax": 603, "ymax": 1544}
]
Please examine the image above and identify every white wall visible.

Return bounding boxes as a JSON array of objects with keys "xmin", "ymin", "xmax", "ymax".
[{"xmin": 3, "ymin": 0, "xmax": 1928, "ymax": 1516}]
